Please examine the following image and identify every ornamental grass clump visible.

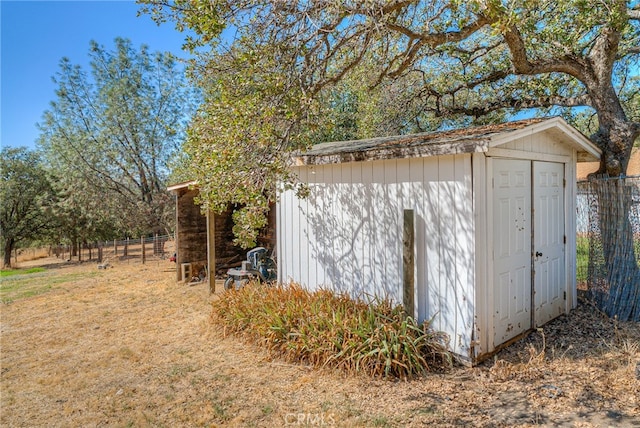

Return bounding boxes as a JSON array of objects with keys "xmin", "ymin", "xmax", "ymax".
[{"xmin": 211, "ymin": 283, "xmax": 452, "ymax": 378}]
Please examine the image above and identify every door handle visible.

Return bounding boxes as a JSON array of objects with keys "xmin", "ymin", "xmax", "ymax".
[{"xmin": 535, "ymin": 251, "xmax": 543, "ymax": 258}]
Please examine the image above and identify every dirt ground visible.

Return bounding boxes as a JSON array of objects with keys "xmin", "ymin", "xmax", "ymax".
[{"xmin": 1, "ymin": 257, "xmax": 639, "ymax": 427}]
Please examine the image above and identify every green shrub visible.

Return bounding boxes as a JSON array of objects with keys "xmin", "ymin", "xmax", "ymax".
[{"xmin": 211, "ymin": 283, "xmax": 452, "ymax": 378}]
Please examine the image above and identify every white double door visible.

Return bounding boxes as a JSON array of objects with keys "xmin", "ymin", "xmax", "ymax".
[{"xmin": 492, "ymin": 159, "xmax": 566, "ymax": 345}]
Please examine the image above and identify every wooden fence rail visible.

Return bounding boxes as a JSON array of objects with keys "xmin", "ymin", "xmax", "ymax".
[{"xmin": 52, "ymin": 234, "xmax": 175, "ymax": 266}]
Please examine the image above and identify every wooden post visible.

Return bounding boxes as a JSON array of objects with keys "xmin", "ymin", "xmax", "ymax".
[
  {"xmin": 206, "ymin": 209, "xmax": 216, "ymax": 294},
  {"xmin": 114, "ymin": 239, "xmax": 117, "ymax": 256},
  {"xmin": 141, "ymin": 236, "xmax": 146, "ymax": 264},
  {"xmin": 175, "ymin": 192, "xmax": 181, "ymax": 282},
  {"xmin": 97, "ymin": 242, "xmax": 103, "ymax": 263},
  {"xmin": 124, "ymin": 238, "xmax": 128, "ymax": 257},
  {"xmin": 403, "ymin": 209, "xmax": 415, "ymax": 318},
  {"xmin": 78, "ymin": 242, "xmax": 82, "ymax": 262}
]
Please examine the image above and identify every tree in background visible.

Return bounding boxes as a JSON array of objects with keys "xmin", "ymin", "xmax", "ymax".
[
  {"xmin": 0, "ymin": 147, "xmax": 55, "ymax": 268},
  {"xmin": 39, "ymin": 38, "xmax": 197, "ymax": 239},
  {"xmin": 47, "ymin": 176, "xmax": 124, "ymax": 258}
]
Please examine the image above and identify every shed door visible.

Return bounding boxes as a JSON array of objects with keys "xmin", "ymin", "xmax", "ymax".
[
  {"xmin": 493, "ymin": 159, "xmax": 532, "ymax": 344},
  {"xmin": 533, "ymin": 161, "xmax": 566, "ymax": 326},
  {"xmin": 493, "ymin": 159, "xmax": 567, "ymax": 346}
]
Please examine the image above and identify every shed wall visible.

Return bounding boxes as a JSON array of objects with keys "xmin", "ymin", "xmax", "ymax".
[
  {"xmin": 174, "ymin": 189, "xmax": 248, "ymax": 279},
  {"xmin": 491, "ymin": 130, "xmax": 574, "ymax": 159},
  {"xmin": 278, "ymin": 154, "xmax": 476, "ymax": 357},
  {"xmin": 176, "ymin": 188, "xmax": 208, "ymax": 279}
]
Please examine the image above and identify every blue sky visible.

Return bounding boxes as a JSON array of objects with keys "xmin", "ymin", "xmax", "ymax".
[{"xmin": 1, "ymin": 0, "xmax": 193, "ymax": 150}]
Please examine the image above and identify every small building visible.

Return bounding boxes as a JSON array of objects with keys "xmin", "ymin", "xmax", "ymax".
[
  {"xmin": 276, "ymin": 117, "xmax": 601, "ymax": 364},
  {"xmin": 167, "ymin": 181, "xmax": 277, "ymax": 291}
]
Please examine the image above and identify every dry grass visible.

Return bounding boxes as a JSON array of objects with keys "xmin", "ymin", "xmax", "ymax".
[{"xmin": 1, "ymin": 257, "xmax": 639, "ymax": 427}]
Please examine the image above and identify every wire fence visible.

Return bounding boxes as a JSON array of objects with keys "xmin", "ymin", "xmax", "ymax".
[
  {"xmin": 576, "ymin": 176, "xmax": 640, "ymax": 321},
  {"xmin": 52, "ymin": 234, "xmax": 175, "ymax": 266}
]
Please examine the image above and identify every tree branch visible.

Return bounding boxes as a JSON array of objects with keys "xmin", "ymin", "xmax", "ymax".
[{"xmin": 433, "ymin": 94, "xmax": 593, "ymax": 117}]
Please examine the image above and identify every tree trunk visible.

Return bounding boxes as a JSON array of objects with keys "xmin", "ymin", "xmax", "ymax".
[
  {"xmin": 71, "ymin": 239, "xmax": 78, "ymax": 257},
  {"xmin": 3, "ymin": 237, "xmax": 14, "ymax": 268},
  {"xmin": 588, "ymin": 83, "xmax": 637, "ymax": 177}
]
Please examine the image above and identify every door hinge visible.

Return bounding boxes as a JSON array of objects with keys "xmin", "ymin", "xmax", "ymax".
[
  {"xmin": 563, "ymin": 235, "xmax": 566, "ymax": 244},
  {"xmin": 563, "ymin": 291, "xmax": 566, "ymax": 300}
]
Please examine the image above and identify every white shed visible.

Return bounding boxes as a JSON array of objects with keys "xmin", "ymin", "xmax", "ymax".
[{"xmin": 277, "ymin": 117, "xmax": 601, "ymax": 364}]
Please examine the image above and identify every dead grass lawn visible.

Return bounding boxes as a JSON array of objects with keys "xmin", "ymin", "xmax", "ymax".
[{"xmin": 1, "ymin": 257, "xmax": 638, "ymax": 427}]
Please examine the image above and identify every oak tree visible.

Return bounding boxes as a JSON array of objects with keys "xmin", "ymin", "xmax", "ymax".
[
  {"xmin": 142, "ymin": 0, "xmax": 638, "ymax": 219},
  {"xmin": 141, "ymin": 1, "xmax": 639, "ymax": 318},
  {"xmin": 0, "ymin": 148, "xmax": 55, "ymax": 268}
]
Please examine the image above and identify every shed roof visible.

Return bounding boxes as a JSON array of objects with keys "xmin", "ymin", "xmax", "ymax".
[
  {"xmin": 167, "ymin": 180, "xmax": 198, "ymax": 192},
  {"xmin": 296, "ymin": 117, "xmax": 601, "ymax": 165}
]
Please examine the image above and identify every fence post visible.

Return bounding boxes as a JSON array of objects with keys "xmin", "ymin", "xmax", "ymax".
[
  {"xmin": 141, "ymin": 236, "xmax": 146, "ymax": 264},
  {"xmin": 124, "ymin": 238, "xmax": 129, "ymax": 257},
  {"xmin": 114, "ymin": 239, "xmax": 117, "ymax": 256},
  {"xmin": 97, "ymin": 241, "xmax": 103, "ymax": 263}
]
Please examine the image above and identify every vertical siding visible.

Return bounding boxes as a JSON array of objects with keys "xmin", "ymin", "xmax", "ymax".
[
  {"xmin": 384, "ymin": 159, "xmax": 400, "ymax": 302},
  {"xmin": 276, "ymin": 183, "xmax": 286, "ymax": 283},
  {"xmin": 290, "ymin": 168, "xmax": 301, "ymax": 284},
  {"xmin": 361, "ymin": 161, "xmax": 375, "ymax": 290},
  {"xmin": 472, "ymin": 152, "xmax": 489, "ymax": 358},
  {"xmin": 454, "ymin": 155, "xmax": 475, "ymax": 355},
  {"xmin": 500, "ymin": 132, "xmax": 573, "ymax": 157},
  {"xmin": 438, "ymin": 156, "xmax": 456, "ymax": 343},
  {"xmin": 305, "ymin": 167, "xmax": 318, "ymax": 288},
  {"xmin": 371, "ymin": 160, "xmax": 387, "ymax": 294},
  {"xmin": 350, "ymin": 161, "xmax": 365, "ymax": 296},
  {"xmin": 330, "ymin": 163, "xmax": 343, "ymax": 291},
  {"xmin": 298, "ymin": 167, "xmax": 309, "ymax": 289},
  {"xmin": 278, "ymin": 154, "xmax": 476, "ymax": 357},
  {"xmin": 424, "ymin": 158, "xmax": 442, "ymax": 332},
  {"xmin": 565, "ymin": 152, "xmax": 578, "ymax": 310}
]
